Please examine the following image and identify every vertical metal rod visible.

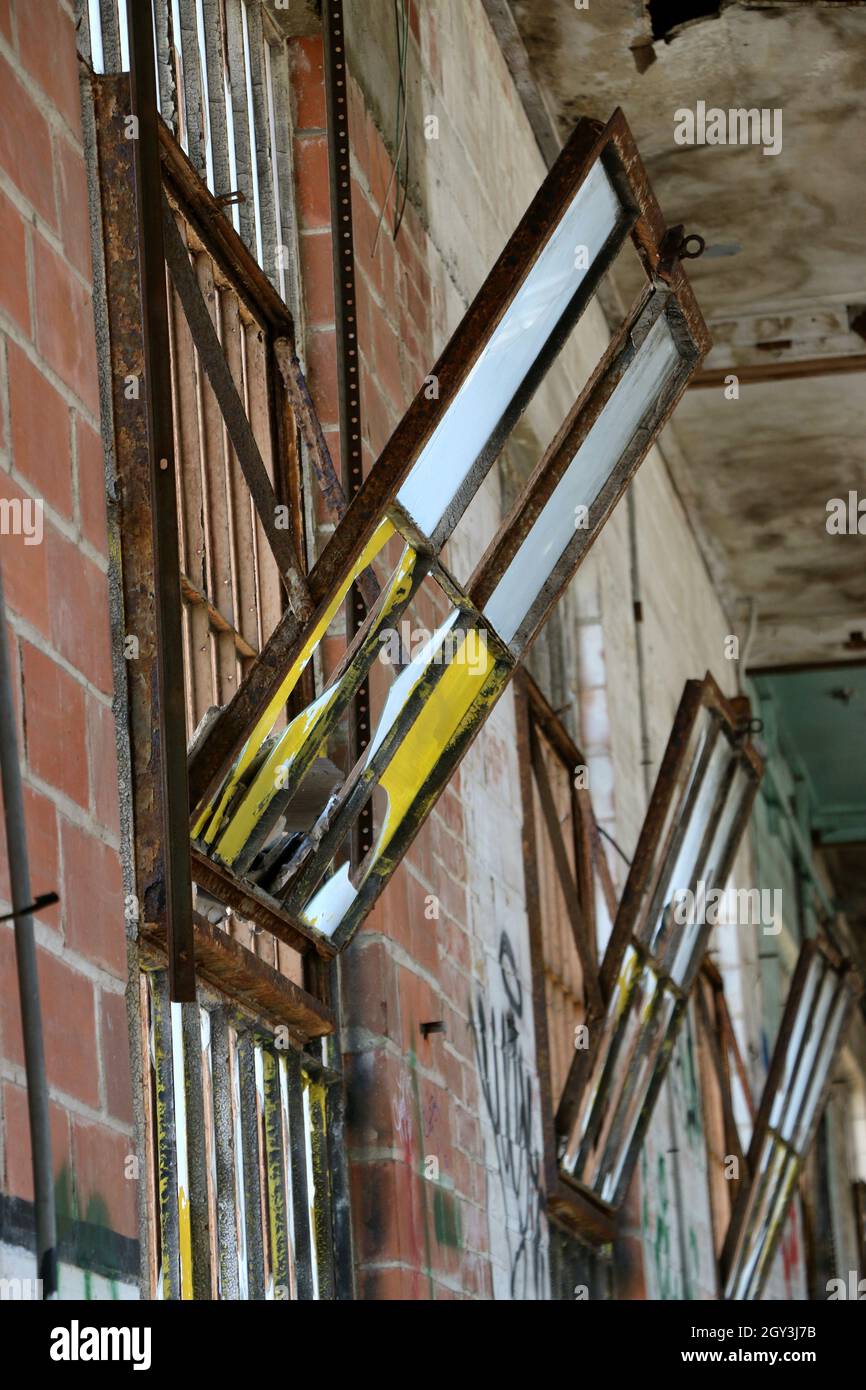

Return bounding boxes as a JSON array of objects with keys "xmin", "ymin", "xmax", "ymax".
[
  {"xmin": 128, "ymin": 0, "xmax": 196, "ymax": 1000},
  {"xmin": 0, "ymin": 564, "xmax": 57, "ymax": 1297},
  {"xmin": 322, "ymin": 0, "xmax": 373, "ymax": 863}
]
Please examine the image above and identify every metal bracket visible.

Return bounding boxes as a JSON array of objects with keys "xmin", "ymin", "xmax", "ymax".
[{"xmin": 657, "ymin": 223, "xmax": 706, "ymax": 282}]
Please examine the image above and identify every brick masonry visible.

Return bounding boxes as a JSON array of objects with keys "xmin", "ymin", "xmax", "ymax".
[
  {"xmin": 0, "ymin": 0, "xmax": 828, "ymax": 1305},
  {"xmin": 0, "ymin": 0, "xmax": 135, "ymax": 1274}
]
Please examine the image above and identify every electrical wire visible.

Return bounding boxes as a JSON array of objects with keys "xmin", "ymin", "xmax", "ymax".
[
  {"xmin": 372, "ymin": 0, "xmax": 410, "ymax": 254},
  {"xmin": 392, "ymin": 0, "xmax": 410, "ymax": 239}
]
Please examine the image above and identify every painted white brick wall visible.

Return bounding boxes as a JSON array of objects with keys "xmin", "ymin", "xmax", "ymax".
[{"xmin": 345, "ymin": 0, "xmax": 786, "ymax": 1302}]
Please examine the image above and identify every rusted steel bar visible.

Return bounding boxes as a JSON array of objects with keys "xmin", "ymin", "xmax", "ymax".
[
  {"xmin": 159, "ymin": 122, "xmax": 294, "ymax": 337},
  {"xmin": 716, "ymin": 981, "xmax": 756, "ymax": 1123},
  {"xmin": 576, "ymin": 788, "xmax": 619, "ymax": 928},
  {"xmin": 128, "ymin": 7, "xmax": 196, "ymax": 1001},
  {"xmin": 189, "ymin": 848, "xmax": 336, "ymax": 959},
  {"xmin": 180, "ymin": 573, "xmax": 258, "ymax": 660},
  {"xmin": 144, "ymin": 913, "xmax": 334, "ymax": 1038},
  {"xmin": 690, "ymin": 354, "xmax": 866, "ymax": 389},
  {"xmin": 323, "ymin": 0, "xmax": 373, "ymax": 862},
  {"xmin": 519, "ymin": 673, "xmax": 602, "ymax": 978},
  {"xmin": 162, "ymin": 197, "xmax": 313, "ymax": 621},
  {"xmin": 572, "ymin": 787, "xmax": 598, "ymax": 976},
  {"xmin": 273, "ymin": 336, "xmax": 380, "ymax": 613},
  {"xmin": 695, "ymin": 980, "xmax": 746, "ymax": 1180},
  {"xmin": 529, "ymin": 724, "xmax": 602, "ymax": 1019}
]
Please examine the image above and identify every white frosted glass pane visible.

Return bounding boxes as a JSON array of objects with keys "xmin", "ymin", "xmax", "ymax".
[
  {"xmin": 646, "ymin": 730, "xmax": 727, "ymax": 958},
  {"xmin": 396, "ymin": 160, "xmax": 621, "ymax": 536},
  {"xmin": 780, "ymin": 972, "xmax": 836, "ymax": 1142},
  {"xmin": 668, "ymin": 762, "xmax": 748, "ymax": 985},
  {"xmin": 118, "ymin": 0, "xmax": 130, "ymax": 70},
  {"xmin": 303, "ymin": 862, "xmax": 355, "ymax": 938},
  {"xmin": 484, "ymin": 312, "xmax": 679, "ymax": 643},
  {"xmin": 792, "ymin": 989, "xmax": 847, "ymax": 1151},
  {"xmin": 768, "ymin": 956, "xmax": 820, "ymax": 1131},
  {"xmin": 89, "ymin": 0, "xmax": 106, "ymax": 73}
]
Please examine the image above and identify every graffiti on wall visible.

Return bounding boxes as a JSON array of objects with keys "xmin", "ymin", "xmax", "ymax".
[
  {"xmin": 641, "ymin": 1013, "xmax": 718, "ymax": 1300},
  {"xmin": 472, "ymin": 930, "xmax": 547, "ymax": 1299}
]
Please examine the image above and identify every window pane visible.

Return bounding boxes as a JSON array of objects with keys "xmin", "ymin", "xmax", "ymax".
[
  {"xmin": 483, "ymin": 312, "xmax": 679, "ymax": 643},
  {"xmin": 396, "ymin": 160, "xmax": 623, "ymax": 537}
]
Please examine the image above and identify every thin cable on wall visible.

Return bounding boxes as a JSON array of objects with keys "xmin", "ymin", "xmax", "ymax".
[
  {"xmin": 372, "ymin": 0, "xmax": 410, "ymax": 253},
  {"xmin": 392, "ymin": 0, "xmax": 410, "ymax": 239}
]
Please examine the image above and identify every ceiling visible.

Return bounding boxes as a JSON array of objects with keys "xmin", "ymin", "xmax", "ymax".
[{"xmin": 510, "ymin": 0, "xmax": 866, "ymax": 669}]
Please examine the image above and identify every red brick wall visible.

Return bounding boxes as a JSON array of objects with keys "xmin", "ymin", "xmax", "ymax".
[
  {"xmin": 0, "ymin": 0, "xmax": 135, "ymax": 1257},
  {"xmin": 289, "ymin": 28, "xmax": 494, "ymax": 1300}
]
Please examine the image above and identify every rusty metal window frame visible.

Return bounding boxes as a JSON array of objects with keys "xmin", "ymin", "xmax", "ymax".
[
  {"xmin": 515, "ymin": 672, "xmax": 618, "ymax": 1243},
  {"xmin": 91, "ymin": 1, "xmax": 363, "ymax": 995},
  {"xmin": 189, "ymin": 107, "xmax": 711, "ymax": 961},
  {"xmin": 140, "ymin": 962, "xmax": 343, "ymax": 1300},
  {"xmin": 553, "ymin": 675, "xmax": 763, "ymax": 1226},
  {"xmin": 694, "ymin": 958, "xmax": 757, "ymax": 1268},
  {"xmin": 82, "ymin": 0, "xmax": 299, "ymax": 302},
  {"xmin": 90, "ymin": 11, "xmax": 354, "ymax": 1294},
  {"xmin": 721, "ymin": 938, "xmax": 861, "ymax": 1301}
]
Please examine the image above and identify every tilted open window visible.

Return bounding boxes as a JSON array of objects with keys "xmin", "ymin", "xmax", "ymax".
[
  {"xmin": 515, "ymin": 674, "xmax": 624, "ymax": 1240},
  {"xmin": 721, "ymin": 938, "xmax": 861, "ymax": 1301},
  {"xmin": 90, "ymin": 14, "xmax": 711, "ymax": 994},
  {"xmin": 186, "ymin": 107, "xmax": 711, "ymax": 976},
  {"xmin": 518, "ymin": 671, "xmax": 862, "ymax": 1280},
  {"xmin": 554, "ymin": 676, "xmax": 762, "ymax": 1222}
]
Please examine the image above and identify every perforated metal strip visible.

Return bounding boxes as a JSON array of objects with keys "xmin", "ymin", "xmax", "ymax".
[{"xmin": 323, "ymin": 0, "xmax": 373, "ymax": 859}]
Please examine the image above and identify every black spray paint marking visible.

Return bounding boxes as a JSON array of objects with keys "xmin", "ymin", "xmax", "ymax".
[{"xmin": 472, "ymin": 931, "xmax": 547, "ymax": 1299}]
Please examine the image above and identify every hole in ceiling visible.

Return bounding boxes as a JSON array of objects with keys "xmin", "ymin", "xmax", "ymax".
[{"xmin": 647, "ymin": 1, "xmax": 722, "ymax": 42}]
